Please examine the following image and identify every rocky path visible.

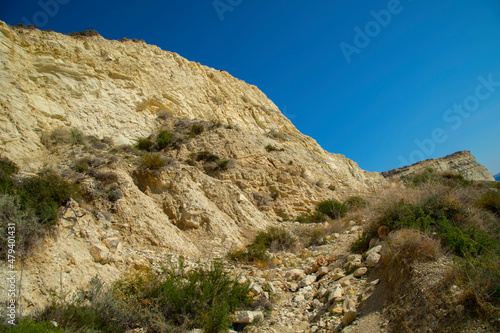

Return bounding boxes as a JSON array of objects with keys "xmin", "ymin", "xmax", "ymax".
[{"xmin": 224, "ymin": 224, "xmax": 388, "ymax": 333}]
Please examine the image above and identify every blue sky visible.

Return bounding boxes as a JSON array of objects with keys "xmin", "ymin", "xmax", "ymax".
[{"xmin": 1, "ymin": 0, "xmax": 499, "ymax": 174}]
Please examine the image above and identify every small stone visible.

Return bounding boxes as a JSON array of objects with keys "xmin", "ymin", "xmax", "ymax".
[
  {"xmin": 267, "ymin": 281, "xmax": 276, "ymax": 293},
  {"xmin": 370, "ymin": 279, "xmax": 380, "ymax": 286},
  {"xmin": 318, "ymin": 287, "xmax": 328, "ymax": 298},
  {"xmin": 343, "ymin": 310, "xmax": 357, "ymax": 326},
  {"xmin": 232, "ymin": 311, "xmax": 264, "ymax": 324},
  {"xmin": 344, "ymin": 254, "xmax": 363, "ymax": 272},
  {"xmin": 89, "ymin": 245, "xmax": 112, "ymax": 264},
  {"xmin": 289, "ymin": 282, "xmax": 299, "ymax": 292},
  {"xmin": 331, "ymin": 267, "xmax": 346, "ymax": 280},
  {"xmin": 312, "ymin": 299, "xmax": 322, "ymax": 308},
  {"xmin": 328, "ymin": 285, "xmax": 344, "ymax": 302},
  {"xmin": 250, "ymin": 283, "xmax": 262, "ymax": 295},
  {"xmin": 330, "ymin": 307, "xmax": 343, "ymax": 315},
  {"xmin": 294, "ymin": 295, "xmax": 305, "ymax": 302},
  {"xmin": 286, "ymin": 269, "xmax": 306, "ymax": 282},
  {"xmin": 367, "ymin": 244, "xmax": 382, "ymax": 255},
  {"xmin": 299, "ymin": 275, "xmax": 316, "ymax": 288},
  {"xmin": 340, "ymin": 278, "xmax": 351, "ymax": 287},
  {"xmin": 310, "ymin": 325, "xmax": 319, "ymax": 333},
  {"xmin": 365, "ymin": 252, "xmax": 381, "ymax": 267},
  {"xmin": 353, "ymin": 267, "xmax": 368, "ymax": 277},
  {"xmin": 317, "ymin": 266, "xmax": 329, "ymax": 276}
]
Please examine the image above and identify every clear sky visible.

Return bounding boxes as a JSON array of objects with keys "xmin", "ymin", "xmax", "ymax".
[{"xmin": 1, "ymin": 0, "xmax": 499, "ymax": 174}]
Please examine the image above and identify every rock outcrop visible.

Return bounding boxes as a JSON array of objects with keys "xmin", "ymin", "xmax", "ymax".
[
  {"xmin": 0, "ymin": 21, "xmax": 387, "ymax": 313},
  {"xmin": 382, "ymin": 151, "xmax": 495, "ymax": 182}
]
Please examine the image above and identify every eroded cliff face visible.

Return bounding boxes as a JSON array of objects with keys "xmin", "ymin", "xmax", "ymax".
[
  {"xmin": 0, "ymin": 21, "xmax": 386, "ymax": 312},
  {"xmin": 382, "ymin": 151, "xmax": 495, "ymax": 182}
]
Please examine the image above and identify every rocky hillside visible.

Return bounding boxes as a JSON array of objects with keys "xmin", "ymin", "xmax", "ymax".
[
  {"xmin": 0, "ymin": 21, "xmax": 386, "ymax": 313},
  {"xmin": 382, "ymin": 151, "xmax": 495, "ymax": 182}
]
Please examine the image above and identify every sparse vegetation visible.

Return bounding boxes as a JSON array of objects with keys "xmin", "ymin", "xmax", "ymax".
[
  {"xmin": 38, "ymin": 262, "xmax": 251, "ymax": 333},
  {"xmin": 139, "ymin": 153, "xmax": 166, "ymax": 170},
  {"xmin": 270, "ymin": 188, "xmax": 280, "ymax": 200},
  {"xmin": 230, "ymin": 227, "xmax": 297, "ymax": 262},
  {"xmin": 135, "ymin": 137, "xmax": 154, "ymax": 152},
  {"xmin": 0, "ymin": 160, "xmax": 81, "ymax": 259},
  {"xmin": 345, "ymin": 169, "xmax": 500, "ymax": 329},
  {"xmin": 476, "ymin": 190, "xmax": 500, "ymax": 215},
  {"xmin": 189, "ymin": 123, "xmax": 204, "ymax": 136},
  {"xmin": 190, "ymin": 151, "xmax": 233, "ymax": 176},
  {"xmin": 156, "ymin": 130, "xmax": 172, "ymax": 150}
]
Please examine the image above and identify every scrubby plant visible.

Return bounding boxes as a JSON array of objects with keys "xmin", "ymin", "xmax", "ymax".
[
  {"xmin": 40, "ymin": 262, "xmax": 251, "ymax": 333},
  {"xmin": 0, "ymin": 195, "xmax": 40, "ymax": 259},
  {"xmin": 476, "ymin": 191, "xmax": 500, "ymax": 215},
  {"xmin": 193, "ymin": 151, "xmax": 219, "ymax": 163},
  {"xmin": 267, "ymin": 129, "xmax": 287, "ymax": 141},
  {"xmin": 41, "ymin": 128, "xmax": 86, "ymax": 148},
  {"xmin": 315, "ymin": 199, "xmax": 347, "ymax": 220},
  {"xmin": 156, "ymin": 130, "xmax": 172, "ymax": 150},
  {"xmin": 189, "ymin": 123, "xmax": 204, "ymax": 135},
  {"xmin": 345, "ymin": 196, "xmax": 367, "ymax": 210},
  {"xmin": 404, "ymin": 168, "xmax": 471, "ymax": 188},
  {"xmin": 139, "ymin": 153, "xmax": 166, "ymax": 170},
  {"xmin": 135, "ymin": 137, "xmax": 154, "ymax": 152},
  {"xmin": 270, "ymin": 188, "xmax": 280, "ymax": 200},
  {"xmin": 230, "ymin": 227, "xmax": 297, "ymax": 262},
  {"xmin": 0, "ymin": 318, "xmax": 66, "ymax": 332},
  {"xmin": 18, "ymin": 171, "xmax": 81, "ymax": 227},
  {"xmin": 265, "ymin": 145, "xmax": 283, "ymax": 152},
  {"xmin": 72, "ymin": 158, "xmax": 91, "ymax": 173},
  {"xmin": 0, "ymin": 163, "xmax": 80, "ymax": 259},
  {"xmin": 0, "ymin": 157, "xmax": 18, "ymax": 194}
]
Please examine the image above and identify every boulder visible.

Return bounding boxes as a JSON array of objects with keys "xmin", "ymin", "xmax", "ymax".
[{"xmin": 89, "ymin": 245, "xmax": 112, "ymax": 264}]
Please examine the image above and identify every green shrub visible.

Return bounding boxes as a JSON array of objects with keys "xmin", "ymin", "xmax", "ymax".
[
  {"xmin": 0, "ymin": 194, "xmax": 40, "ymax": 259},
  {"xmin": 351, "ymin": 231, "xmax": 377, "ymax": 254},
  {"xmin": 270, "ymin": 188, "xmax": 280, "ymax": 200},
  {"xmin": 40, "ymin": 275, "xmax": 140, "ymax": 333},
  {"xmin": 0, "ymin": 164, "xmax": 81, "ymax": 259},
  {"xmin": 477, "ymin": 191, "xmax": 500, "ymax": 215},
  {"xmin": 140, "ymin": 153, "xmax": 166, "ymax": 170},
  {"xmin": 151, "ymin": 261, "xmax": 251, "ymax": 332},
  {"xmin": 0, "ymin": 157, "xmax": 18, "ymax": 194},
  {"xmin": 345, "ymin": 196, "xmax": 367, "ymax": 210},
  {"xmin": 265, "ymin": 144, "xmax": 281, "ymax": 152},
  {"xmin": 378, "ymin": 201, "xmax": 497, "ymax": 257},
  {"xmin": 404, "ymin": 169, "xmax": 471, "ymax": 188},
  {"xmin": 135, "ymin": 137, "xmax": 154, "ymax": 152},
  {"xmin": 441, "ymin": 172, "xmax": 471, "ymax": 187},
  {"xmin": 189, "ymin": 124, "xmax": 204, "ymax": 135},
  {"xmin": 71, "ymin": 158, "xmax": 91, "ymax": 173},
  {"xmin": 41, "ymin": 128, "xmax": 86, "ymax": 148},
  {"xmin": 193, "ymin": 151, "xmax": 219, "ymax": 162},
  {"xmin": 18, "ymin": 171, "xmax": 81, "ymax": 227},
  {"xmin": 1, "ymin": 318, "xmax": 66, "ymax": 332},
  {"xmin": 156, "ymin": 130, "xmax": 172, "ymax": 150},
  {"xmin": 315, "ymin": 199, "xmax": 347, "ymax": 220},
  {"xmin": 296, "ymin": 213, "xmax": 316, "ymax": 224},
  {"xmin": 231, "ymin": 227, "xmax": 297, "ymax": 262}
]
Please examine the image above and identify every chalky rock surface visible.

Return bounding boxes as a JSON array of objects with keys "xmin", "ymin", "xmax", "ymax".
[{"xmin": 382, "ymin": 151, "xmax": 495, "ymax": 182}]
